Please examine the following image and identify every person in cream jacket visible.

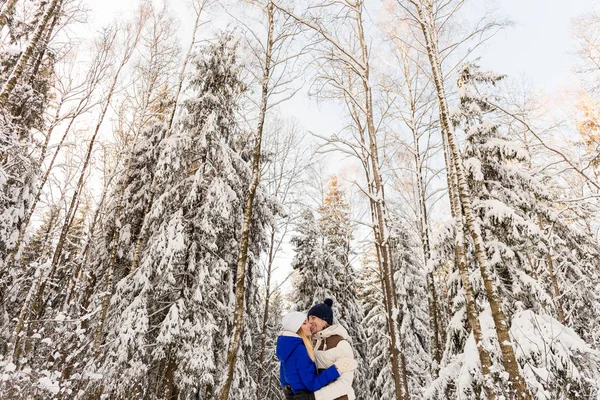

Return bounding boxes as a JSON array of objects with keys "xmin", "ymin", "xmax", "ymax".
[{"xmin": 308, "ymin": 299, "xmax": 356, "ymax": 400}]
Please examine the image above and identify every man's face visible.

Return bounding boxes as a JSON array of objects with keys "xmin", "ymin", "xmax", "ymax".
[{"xmin": 308, "ymin": 315, "xmax": 328, "ymax": 334}]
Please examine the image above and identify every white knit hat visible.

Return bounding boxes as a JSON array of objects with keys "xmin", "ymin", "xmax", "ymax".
[{"xmin": 282, "ymin": 311, "xmax": 306, "ymax": 333}]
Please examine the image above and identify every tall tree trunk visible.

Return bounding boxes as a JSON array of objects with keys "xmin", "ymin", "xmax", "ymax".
[
  {"xmin": 0, "ymin": 0, "xmax": 18, "ymax": 30},
  {"xmin": 255, "ymin": 228, "xmax": 276, "ymax": 400},
  {"xmin": 8, "ymin": 24, "xmax": 140, "ymax": 346},
  {"xmin": 537, "ymin": 215, "xmax": 565, "ymax": 323},
  {"xmin": 167, "ymin": 0, "xmax": 205, "ymax": 130},
  {"xmin": 8, "ymin": 261, "xmax": 47, "ymax": 361},
  {"xmin": 0, "ymin": 0, "xmax": 61, "ymax": 105},
  {"xmin": 405, "ymin": 73, "xmax": 444, "ymax": 372},
  {"xmin": 164, "ymin": 354, "xmax": 178, "ymax": 400},
  {"xmin": 446, "ymin": 141, "xmax": 496, "ymax": 400},
  {"xmin": 61, "ymin": 176, "xmax": 110, "ymax": 312},
  {"xmin": 57, "ymin": 180, "xmax": 110, "ymax": 387},
  {"xmin": 357, "ymin": 6, "xmax": 409, "ymax": 398},
  {"xmin": 412, "ymin": 1, "xmax": 531, "ymax": 398},
  {"xmin": 218, "ymin": 3, "xmax": 274, "ymax": 399},
  {"xmin": 4, "ymin": 97, "xmax": 71, "ymax": 270},
  {"xmin": 92, "ymin": 190, "xmax": 125, "ymax": 357},
  {"xmin": 28, "ymin": 0, "xmax": 61, "ymax": 84}
]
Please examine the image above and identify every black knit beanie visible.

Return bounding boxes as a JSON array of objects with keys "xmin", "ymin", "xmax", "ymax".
[{"xmin": 307, "ymin": 298, "xmax": 334, "ymax": 325}]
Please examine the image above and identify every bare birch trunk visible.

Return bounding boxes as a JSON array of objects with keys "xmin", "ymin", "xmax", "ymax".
[
  {"xmin": 0, "ymin": 0, "xmax": 61, "ymax": 105},
  {"xmin": 92, "ymin": 190, "xmax": 125, "ymax": 357},
  {"xmin": 537, "ymin": 215, "xmax": 565, "ymax": 323},
  {"xmin": 411, "ymin": 1, "xmax": 531, "ymax": 397},
  {"xmin": 8, "ymin": 24, "xmax": 140, "ymax": 346},
  {"xmin": 8, "ymin": 262, "xmax": 47, "ymax": 361},
  {"xmin": 356, "ymin": 6, "xmax": 409, "ymax": 397},
  {"xmin": 446, "ymin": 140, "xmax": 496, "ymax": 400},
  {"xmin": 29, "ymin": 0, "xmax": 61, "ymax": 83},
  {"xmin": 5, "ymin": 103, "xmax": 76, "ymax": 270},
  {"xmin": 255, "ymin": 229, "xmax": 276, "ymax": 400},
  {"xmin": 0, "ymin": 0, "xmax": 18, "ymax": 30},
  {"xmin": 218, "ymin": 3, "xmax": 273, "ymax": 399},
  {"xmin": 403, "ymin": 10, "xmax": 496, "ymax": 397},
  {"xmin": 404, "ymin": 69, "xmax": 444, "ymax": 371}
]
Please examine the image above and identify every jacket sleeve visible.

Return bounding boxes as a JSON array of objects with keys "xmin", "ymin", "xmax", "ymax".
[
  {"xmin": 279, "ymin": 361, "xmax": 287, "ymax": 388},
  {"xmin": 314, "ymin": 340, "xmax": 355, "ymax": 400},
  {"xmin": 294, "ymin": 347, "xmax": 340, "ymax": 392}
]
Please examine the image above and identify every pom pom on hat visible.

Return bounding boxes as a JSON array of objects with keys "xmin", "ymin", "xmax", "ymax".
[{"xmin": 308, "ymin": 298, "xmax": 334, "ymax": 325}]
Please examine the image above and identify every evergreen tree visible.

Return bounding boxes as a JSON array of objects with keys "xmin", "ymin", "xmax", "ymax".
[
  {"xmin": 358, "ymin": 214, "xmax": 431, "ymax": 399},
  {"xmin": 318, "ymin": 175, "xmax": 368, "ymax": 398},
  {"xmin": 290, "ymin": 209, "xmax": 328, "ymax": 311},
  {"xmin": 0, "ymin": 0, "xmax": 55, "ymax": 276},
  {"xmin": 94, "ymin": 33, "xmax": 271, "ymax": 399},
  {"xmin": 429, "ymin": 63, "xmax": 600, "ymax": 399},
  {"xmin": 388, "ymin": 213, "xmax": 431, "ymax": 396},
  {"xmin": 357, "ymin": 251, "xmax": 393, "ymax": 400},
  {"xmin": 0, "ymin": 4, "xmax": 63, "ymax": 395}
]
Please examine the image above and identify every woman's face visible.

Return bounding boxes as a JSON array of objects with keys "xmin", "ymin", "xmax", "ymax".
[{"xmin": 300, "ymin": 319, "xmax": 312, "ymax": 336}]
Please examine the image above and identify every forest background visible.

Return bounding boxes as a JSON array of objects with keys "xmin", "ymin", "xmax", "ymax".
[{"xmin": 1, "ymin": 0, "xmax": 600, "ymax": 399}]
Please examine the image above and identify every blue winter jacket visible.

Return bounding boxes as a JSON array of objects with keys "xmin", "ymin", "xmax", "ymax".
[{"xmin": 276, "ymin": 333, "xmax": 340, "ymax": 394}]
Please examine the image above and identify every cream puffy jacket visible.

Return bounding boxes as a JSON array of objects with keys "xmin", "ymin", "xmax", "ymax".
[{"xmin": 313, "ymin": 324, "xmax": 356, "ymax": 400}]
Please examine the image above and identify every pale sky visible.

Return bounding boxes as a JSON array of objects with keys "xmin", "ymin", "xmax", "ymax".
[
  {"xmin": 81, "ymin": 0, "xmax": 600, "ymax": 140},
  {"xmin": 86, "ymin": 0, "xmax": 599, "ymax": 90},
  {"xmin": 478, "ymin": 0, "xmax": 598, "ymax": 91}
]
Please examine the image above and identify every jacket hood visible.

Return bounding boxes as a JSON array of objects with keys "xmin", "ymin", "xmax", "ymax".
[
  {"xmin": 276, "ymin": 333, "xmax": 303, "ymax": 362},
  {"xmin": 314, "ymin": 323, "xmax": 349, "ymax": 341}
]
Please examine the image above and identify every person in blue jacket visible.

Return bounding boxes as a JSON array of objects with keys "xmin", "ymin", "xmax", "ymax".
[{"xmin": 276, "ymin": 311, "xmax": 356, "ymax": 400}]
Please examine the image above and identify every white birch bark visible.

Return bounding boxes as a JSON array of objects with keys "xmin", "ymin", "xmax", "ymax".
[{"xmin": 408, "ymin": 1, "xmax": 531, "ymax": 397}]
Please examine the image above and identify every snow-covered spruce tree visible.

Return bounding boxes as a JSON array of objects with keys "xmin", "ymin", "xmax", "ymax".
[
  {"xmin": 0, "ymin": 0, "xmax": 55, "ymax": 283},
  {"xmin": 542, "ymin": 204, "xmax": 600, "ymax": 349},
  {"xmin": 0, "ymin": 3, "xmax": 60, "ymax": 395},
  {"xmin": 105, "ymin": 121, "xmax": 168, "ymax": 285},
  {"xmin": 62, "ymin": 11, "xmax": 181, "ymax": 391},
  {"xmin": 317, "ymin": 175, "xmax": 368, "ymax": 398},
  {"xmin": 0, "ymin": 204, "xmax": 59, "ymax": 361},
  {"xmin": 93, "ymin": 34, "xmax": 272, "ymax": 400},
  {"xmin": 357, "ymin": 251, "xmax": 393, "ymax": 400},
  {"xmin": 0, "ymin": 199, "xmax": 90, "ymax": 398},
  {"xmin": 290, "ymin": 209, "xmax": 329, "ymax": 311},
  {"xmin": 387, "ymin": 213, "xmax": 431, "ymax": 396},
  {"xmin": 358, "ymin": 213, "xmax": 431, "ymax": 399},
  {"xmin": 48, "ymin": 116, "xmax": 171, "ymax": 398},
  {"xmin": 425, "ymin": 219, "xmax": 505, "ymax": 399},
  {"xmin": 429, "ymin": 63, "xmax": 600, "ymax": 399}
]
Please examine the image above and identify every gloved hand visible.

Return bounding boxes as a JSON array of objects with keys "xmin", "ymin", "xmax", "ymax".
[
  {"xmin": 334, "ymin": 358, "xmax": 357, "ymax": 373},
  {"xmin": 283, "ymin": 385, "xmax": 294, "ymax": 400}
]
